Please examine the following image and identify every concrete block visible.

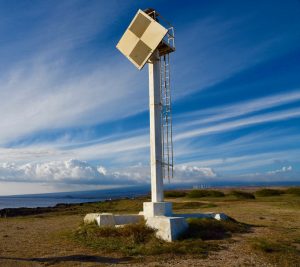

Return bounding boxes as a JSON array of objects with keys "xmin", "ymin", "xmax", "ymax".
[
  {"xmin": 146, "ymin": 216, "xmax": 188, "ymax": 242},
  {"xmin": 175, "ymin": 212, "xmax": 229, "ymax": 221},
  {"xmin": 114, "ymin": 215, "xmax": 143, "ymax": 225},
  {"xmin": 96, "ymin": 213, "xmax": 115, "ymax": 226},
  {"xmin": 85, "ymin": 213, "xmax": 144, "ymax": 227},
  {"xmin": 84, "ymin": 213, "xmax": 102, "ymax": 224},
  {"xmin": 143, "ymin": 202, "xmax": 173, "ymax": 218},
  {"xmin": 214, "ymin": 213, "xmax": 229, "ymax": 221}
]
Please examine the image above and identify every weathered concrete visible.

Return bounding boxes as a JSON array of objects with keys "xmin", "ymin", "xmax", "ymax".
[
  {"xmin": 114, "ymin": 214, "xmax": 143, "ymax": 225},
  {"xmin": 146, "ymin": 216, "xmax": 188, "ymax": 242},
  {"xmin": 175, "ymin": 212, "xmax": 229, "ymax": 221},
  {"xmin": 84, "ymin": 207, "xmax": 230, "ymax": 242},
  {"xmin": 142, "ymin": 202, "xmax": 173, "ymax": 218},
  {"xmin": 148, "ymin": 51, "xmax": 164, "ymax": 203},
  {"xmin": 214, "ymin": 213, "xmax": 229, "ymax": 221},
  {"xmin": 84, "ymin": 213, "xmax": 102, "ymax": 224},
  {"xmin": 83, "ymin": 213, "xmax": 143, "ymax": 227},
  {"xmin": 96, "ymin": 213, "xmax": 115, "ymax": 226}
]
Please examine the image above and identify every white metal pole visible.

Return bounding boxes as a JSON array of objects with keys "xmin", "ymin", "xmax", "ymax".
[{"xmin": 148, "ymin": 50, "xmax": 164, "ymax": 203}]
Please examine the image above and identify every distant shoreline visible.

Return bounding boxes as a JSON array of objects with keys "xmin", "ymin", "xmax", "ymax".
[
  {"xmin": 0, "ymin": 196, "xmax": 137, "ymax": 218},
  {"xmin": 1, "ymin": 185, "xmax": 299, "ymax": 218}
]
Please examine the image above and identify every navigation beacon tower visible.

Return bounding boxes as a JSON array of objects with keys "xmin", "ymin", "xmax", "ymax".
[{"xmin": 116, "ymin": 8, "xmax": 175, "ymax": 212}]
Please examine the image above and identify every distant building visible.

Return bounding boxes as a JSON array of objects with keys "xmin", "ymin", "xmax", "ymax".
[{"xmin": 192, "ymin": 184, "xmax": 210, "ymax": 189}]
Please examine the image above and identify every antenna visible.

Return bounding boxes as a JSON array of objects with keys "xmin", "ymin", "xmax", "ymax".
[{"xmin": 116, "ymin": 8, "xmax": 175, "ymax": 203}]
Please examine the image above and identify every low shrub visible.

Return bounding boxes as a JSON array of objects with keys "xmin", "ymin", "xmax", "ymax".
[
  {"xmin": 74, "ymin": 222, "xmax": 155, "ymax": 253},
  {"xmin": 173, "ymin": 202, "xmax": 217, "ymax": 210},
  {"xmin": 187, "ymin": 190, "xmax": 225, "ymax": 198},
  {"xmin": 164, "ymin": 190, "xmax": 187, "ymax": 198},
  {"xmin": 255, "ymin": 189, "xmax": 284, "ymax": 197},
  {"xmin": 251, "ymin": 238, "xmax": 293, "ymax": 253},
  {"xmin": 285, "ymin": 187, "xmax": 300, "ymax": 196},
  {"xmin": 73, "ymin": 218, "xmax": 250, "ymax": 257},
  {"xmin": 229, "ymin": 190, "xmax": 255, "ymax": 199},
  {"xmin": 73, "ymin": 221, "xmax": 218, "ymax": 256},
  {"xmin": 182, "ymin": 218, "xmax": 250, "ymax": 240}
]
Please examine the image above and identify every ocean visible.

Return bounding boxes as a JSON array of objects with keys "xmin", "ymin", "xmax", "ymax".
[
  {"xmin": 0, "ymin": 186, "xmax": 150, "ymax": 209},
  {"xmin": 1, "ymin": 181, "xmax": 298, "ymax": 209}
]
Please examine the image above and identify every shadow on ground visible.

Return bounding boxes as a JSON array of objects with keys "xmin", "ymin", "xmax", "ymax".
[{"xmin": 0, "ymin": 255, "xmax": 132, "ymax": 264}]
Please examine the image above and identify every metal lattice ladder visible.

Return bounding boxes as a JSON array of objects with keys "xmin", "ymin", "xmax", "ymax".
[{"xmin": 160, "ymin": 53, "xmax": 174, "ymax": 181}]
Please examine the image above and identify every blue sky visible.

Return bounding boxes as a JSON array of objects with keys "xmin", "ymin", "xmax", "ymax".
[{"xmin": 0, "ymin": 0, "xmax": 300, "ymax": 195}]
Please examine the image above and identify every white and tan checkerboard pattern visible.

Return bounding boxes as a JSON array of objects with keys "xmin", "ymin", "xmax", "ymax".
[{"xmin": 116, "ymin": 10, "xmax": 168, "ymax": 70}]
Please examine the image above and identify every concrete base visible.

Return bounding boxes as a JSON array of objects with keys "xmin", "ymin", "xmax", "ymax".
[
  {"xmin": 145, "ymin": 216, "xmax": 188, "ymax": 242},
  {"xmin": 142, "ymin": 202, "xmax": 173, "ymax": 218},
  {"xmin": 84, "ymin": 202, "xmax": 230, "ymax": 242},
  {"xmin": 84, "ymin": 213, "xmax": 143, "ymax": 226},
  {"xmin": 175, "ymin": 212, "xmax": 229, "ymax": 221},
  {"xmin": 84, "ymin": 213, "xmax": 102, "ymax": 224}
]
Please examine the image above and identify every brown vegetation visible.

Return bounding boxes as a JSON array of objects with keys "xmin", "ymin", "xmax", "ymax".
[{"xmin": 0, "ymin": 186, "xmax": 299, "ymax": 266}]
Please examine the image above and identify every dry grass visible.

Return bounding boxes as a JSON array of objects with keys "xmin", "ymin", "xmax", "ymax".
[
  {"xmin": 0, "ymin": 186, "xmax": 299, "ymax": 266},
  {"xmin": 73, "ymin": 221, "xmax": 219, "ymax": 257},
  {"xmin": 164, "ymin": 190, "xmax": 187, "ymax": 198},
  {"xmin": 255, "ymin": 188, "xmax": 285, "ymax": 197},
  {"xmin": 187, "ymin": 189, "xmax": 225, "ymax": 198},
  {"xmin": 173, "ymin": 201, "xmax": 217, "ymax": 210},
  {"xmin": 229, "ymin": 190, "xmax": 255, "ymax": 199},
  {"xmin": 285, "ymin": 187, "xmax": 300, "ymax": 196},
  {"xmin": 182, "ymin": 218, "xmax": 250, "ymax": 240}
]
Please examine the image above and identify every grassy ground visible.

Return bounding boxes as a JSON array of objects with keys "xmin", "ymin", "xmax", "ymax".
[{"xmin": 0, "ymin": 187, "xmax": 299, "ymax": 266}]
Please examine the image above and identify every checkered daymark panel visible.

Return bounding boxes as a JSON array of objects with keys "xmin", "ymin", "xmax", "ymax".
[
  {"xmin": 128, "ymin": 13, "xmax": 152, "ymax": 66},
  {"xmin": 129, "ymin": 13, "xmax": 151, "ymax": 38},
  {"xmin": 116, "ymin": 10, "xmax": 167, "ymax": 69},
  {"xmin": 129, "ymin": 40, "xmax": 152, "ymax": 66}
]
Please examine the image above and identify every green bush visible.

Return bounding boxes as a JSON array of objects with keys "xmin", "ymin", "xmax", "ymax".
[
  {"xmin": 73, "ymin": 219, "xmax": 250, "ymax": 256},
  {"xmin": 251, "ymin": 238, "xmax": 293, "ymax": 253},
  {"xmin": 255, "ymin": 189, "xmax": 284, "ymax": 197},
  {"xmin": 187, "ymin": 190, "xmax": 225, "ymax": 198},
  {"xmin": 73, "ymin": 221, "xmax": 218, "ymax": 256},
  {"xmin": 182, "ymin": 218, "xmax": 250, "ymax": 240},
  {"xmin": 173, "ymin": 202, "xmax": 217, "ymax": 210},
  {"xmin": 74, "ymin": 222, "xmax": 156, "ymax": 253},
  {"xmin": 285, "ymin": 187, "xmax": 300, "ymax": 196},
  {"xmin": 229, "ymin": 190, "xmax": 255, "ymax": 199},
  {"xmin": 164, "ymin": 190, "xmax": 187, "ymax": 198}
]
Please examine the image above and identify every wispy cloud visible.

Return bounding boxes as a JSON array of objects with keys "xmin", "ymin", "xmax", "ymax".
[
  {"xmin": 267, "ymin": 165, "xmax": 292, "ymax": 175},
  {"xmin": 0, "ymin": 2, "xmax": 150, "ymax": 146},
  {"xmin": 0, "ymin": 1, "xmax": 300, "ymax": 192},
  {"xmin": 174, "ymin": 7, "xmax": 300, "ymax": 97},
  {"xmin": 176, "ymin": 90, "xmax": 300, "ymax": 126},
  {"xmin": 0, "ymin": 59, "xmax": 148, "ymax": 144},
  {"xmin": 238, "ymin": 165, "xmax": 297, "ymax": 181},
  {"xmin": 175, "ymin": 107, "xmax": 300, "ymax": 141}
]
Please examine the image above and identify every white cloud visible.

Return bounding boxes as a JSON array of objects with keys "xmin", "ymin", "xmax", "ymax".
[
  {"xmin": 0, "ymin": 59, "xmax": 147, "ymax": 145},
  {"xmin": 0, "ymin": 157, "xmax": 297, "ymax": 191},
  {"xmin": 0, "ymin": 159, "xmax": 218, "ymax": 186},
  {"xmin": 0, "ymin": 159, "xmax": 152, "ymax": 186},
  {"xmin": 97, "ymin": 166, "xmax": 107, "ymax": 175},
  {"xmin": 175, "ymin": 107, "xmax": 300, "ymax": 142},
  {"xmin": 1, "ymin": 3, "xmax": 300, "ymax": 193},
  {"xmin": 0, "ymin": 2, "xmax": 148, "ymax": 146},
  {"xmin": 174, "ymin": 165, "xmax": 216, "ymax": 179},
  {"xmin": 177, "ymin": 90, "xmax": 300, "ymax": 127},
  {"xmin": 267, "ymin": 165, "xmax": 292, "ymax": 175},
  {"xmin": 238, "ymin": 165, "xmax": 296, "ymax": 181},
  {"xmin": 0, "ymin": 159, "xmax": 103, "ymax": 184},
  {"xmin": 174, "ymin": 8, "xmax": 300, "ymax": 98}
]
